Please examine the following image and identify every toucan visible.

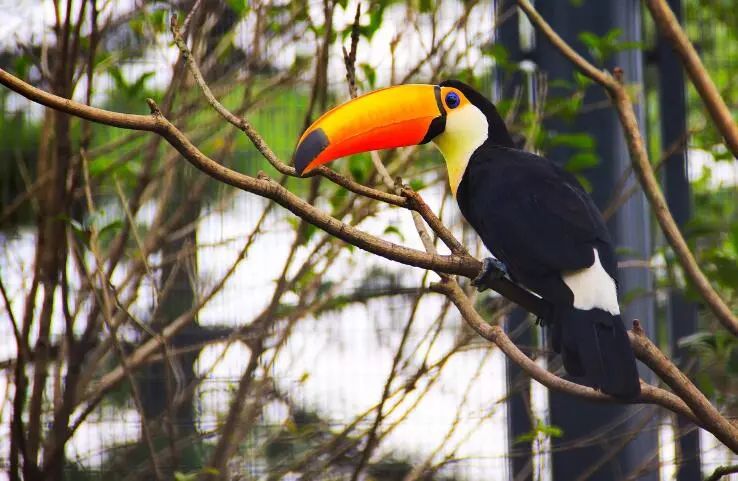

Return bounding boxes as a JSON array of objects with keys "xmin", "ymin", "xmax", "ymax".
[{"xmin": 293, "ymin": 80, "xmax": 641, "ymax": 399}]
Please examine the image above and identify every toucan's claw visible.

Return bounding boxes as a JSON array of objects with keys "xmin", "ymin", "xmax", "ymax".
[{"xmin": 471, "ymin": 257, "xmax": 509, "ymax": 292}]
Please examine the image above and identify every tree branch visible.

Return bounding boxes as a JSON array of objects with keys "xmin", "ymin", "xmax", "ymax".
[
  {"xmin": 629, "ymin": 323, "xmax": 738, "ymax": 452},
  {"xmin": 169, "ymin": 15, "xmax": 407, "ymax": 208},
  {"xmin": 645, "ymin": 0, "xmax": 738, "ymax": 158},
  {"xmin": 0, "ymin": 66, "xmax": 550, "ymax": 315},
  {"xmin": 705, "ymin": 464, "xmax": 738, "ymax": 481},
  {"xmin": 432, "ymin": 279, "xmax": 703, "ymax": 426}
]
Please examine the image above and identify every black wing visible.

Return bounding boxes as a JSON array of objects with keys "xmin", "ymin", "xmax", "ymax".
[{"xmin": 457, "ymin": 145, "xmax": 615, "ymax": 293}]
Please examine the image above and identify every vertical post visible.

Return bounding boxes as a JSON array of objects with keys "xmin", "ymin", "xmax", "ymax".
[
  {"xmin": 496, "ymin": 3, "xmax": 534, "ymax": 479},
  {"xmin": 532, "ymin": 1, "xmax": 659, "ymax": 479},
  {"xmin": 505, "ymin": 309, "xmax": 534, "ymax": 481},
  {"xmin": 656, "ymin": 0, "xmax": 701, "ymax": 478}
]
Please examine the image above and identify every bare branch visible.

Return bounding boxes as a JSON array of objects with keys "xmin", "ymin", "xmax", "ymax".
[
  {"xmin": 0, "ymin": 67, "xmax": 554, "ymax": 316},
  {"xmin": 705, "ymin": 464, "xmax": 738, "ymax": 481},
  {"xmin": 342, "ymin": 2, "xmax": 361, "ymax": 98},
  {"xmin": 169, "ymin": 13, "xmax": 407, "ymax": 207},
  {"xmin": 432, "ymin": 279, "xmax": 704, "ymax": 425},
  {"xmin": 629, "ymin": 323, "xmax": 738, "ymax": 451},
  {"xmin": 645, "ymin": 0, "xmax": 738, "ymax": 158}
]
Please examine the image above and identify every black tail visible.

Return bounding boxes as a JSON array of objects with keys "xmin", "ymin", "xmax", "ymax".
[{"xmin": 553, "ymin": 307, "xmax": 641, "ymax": 399}]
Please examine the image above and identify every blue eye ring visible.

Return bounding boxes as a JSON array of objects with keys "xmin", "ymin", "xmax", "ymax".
[{"xmin": 445, "ymin": 91, "xmax": 460, "ymax": 109}]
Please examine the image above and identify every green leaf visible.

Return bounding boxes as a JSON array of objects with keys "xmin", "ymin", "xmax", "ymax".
[
  {"xmin": 578, "ymin": 31, "xmax": 601, "ymax": 48},
  {"xmin": 360, "ymin": 63, "xmax": 376, "ymax": 89},
  {"xmin": 383, "ymin": 225, "xmax": 405, "ymax": 242},
  {"xmin": 13, "ymin": 56, "xmax": 31, "ymax": 80},
  {"xmin": 301, "ymin": 222, "xmax": 318, "ymax": 243},
  {"xmin": 677, "ymin": 331, "xmax": 716, "ymax": 349},
  {"xmin": 730, "ymin": 224, "xmax": 738, "ymax": 257},
  {"xmin": 226, "ymin": 0, "xmax": 249, "ymax": 16},
  {"xmin": 329, "ymin": 186, "xmax": 349, "ymax": 208},
  {"xmin": 409, "ymin": 179, "xmax": 426, "ymax": 191},
  {"xmin": 548, "ymin": 78, "xmax": 575, "ymax": 89},
  {"xmin": 539, "ymin": 423, "xmax": 563, "ymax": 438},
  {"xmin": 174, "ymin": 472, "xmax": 197, "ymax": 481},
  {"xmin": 727, "ymin": 348, "xmax": 738, "ymax": 375},
  {"xmin": 365, "ymin": 3, "xmax": 386, "ymax": 39},
  {"xmin": 174, "ymin": 468, "xmax": 219, "ymax": 481},
  {"xmin": 550, "ymin": 133, "xmax": 595, "ymax": 150},
  {"xmin": 148, "ymin": 9, "xmax": 167, "ymax": 33},
  {"xmin": 108, "ymin": 66, "xmax": 127, "ymax": 91},
  {"xmin": 485, "ymin": 44, "xmax": 510, "ymax": 69},
  {"xmin": 348, "ymin": 154, "xmax": 373, "ymax": 183},
  {"xmin": 514, "ymin": 420, "xmax": 564, "ymax": 444},
  {"xmin": 419, "ymin": 0, "xmax": 433, "ymax": 13},
  {"xmin": 130, "ymin": 71, "xmax": 155, "ymax": 96},
  {"xmin": 577, "ymin": 28, "xmax": 642, "ymax": 64},
  {"xmin": 566, "ymin": 152, "xmax": 599, "ymax": 171},
  {"xmin": 573, "ymin": 71, "xmax": 593, "ymax": 88},
  {"xmin": 575, "ymin": 174, "xmax": 592, "ymax": 192},
  {"xmin": 696, "ymin": 371, "xmax": 716, "ymax": 399}
]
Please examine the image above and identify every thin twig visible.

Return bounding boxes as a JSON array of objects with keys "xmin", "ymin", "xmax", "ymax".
[
  {"xmin": 645, "ymin": 0, "xmax": 738, "ymax": 158},
  {"xmin": 180, "ymin": 0, "xmax": 203, "ymax": 36},
  {"xmin": 705, "ymin": 464, "xmax": 738, "ymax": 481},
  {"xmin": 342, "ymin": 3, "xmax": 361, "ymax": 98},
  {"xmin": 169, "ymin": 15, "xmax": 408, "ymax": 207},
  {"xmin": 350, "ymin": 274, "xmax": 428, "ymax": 481},
  {"xmin": 80, "ymin": 152, "xmax": 165, "ymax": 481}
]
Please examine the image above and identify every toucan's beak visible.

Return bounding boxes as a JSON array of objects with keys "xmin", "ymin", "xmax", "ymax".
[{"xmin": 294, "ymin": 84, "xmax": 446, "ymax": 175}]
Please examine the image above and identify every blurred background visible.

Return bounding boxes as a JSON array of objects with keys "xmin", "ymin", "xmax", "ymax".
[{"xmin": 1, "ymin": 0, "xmax": 738, "ymax": 480}]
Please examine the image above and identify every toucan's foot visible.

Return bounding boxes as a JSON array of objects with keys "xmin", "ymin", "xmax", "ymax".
[{"xmin": 472, "ymin": 257, "xmax": 509, "ymax": 292}]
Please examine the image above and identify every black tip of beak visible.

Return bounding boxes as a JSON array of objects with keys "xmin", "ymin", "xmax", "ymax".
[{"xmin": 294, "ymin": 128, "xmax": 330, "ymax": 176}]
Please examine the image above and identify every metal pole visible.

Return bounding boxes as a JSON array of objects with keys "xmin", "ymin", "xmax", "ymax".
[
  {"xmin": 656, "ymin": 0, "xmax": 702, "ymax": 478},
  {"xmin": 496, "ymin": 3, "xmax": 534, "ymax": 479},
  {"xmin": 532, "ymin": 0, "xmax": 658, "ymax": 479}
]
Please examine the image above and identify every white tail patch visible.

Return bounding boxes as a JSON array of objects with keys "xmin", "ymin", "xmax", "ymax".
[{"xmin": 562, "ymin": 248, "xmax": 620, "ymax": 315}]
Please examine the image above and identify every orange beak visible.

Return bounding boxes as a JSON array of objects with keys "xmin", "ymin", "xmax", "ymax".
[{"xmin": 294, "ymin": 84, "xmax": 446, "ymax": 175}]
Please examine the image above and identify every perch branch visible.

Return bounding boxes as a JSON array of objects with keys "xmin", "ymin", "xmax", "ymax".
[
  {"xmin": 433, "ymin": 279, "xmax": 704, "ymax": 426},
  {"xmin": 629, "ymin": 323, "xmax": 738, "ymax": 451}
]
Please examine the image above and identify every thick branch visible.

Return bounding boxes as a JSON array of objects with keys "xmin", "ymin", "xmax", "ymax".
[
  {"xmin": 0, "ymin": 68, "xmax": 551, "ymax": 317},
  {"xmin": 434, "ymin": 279, "xmax": 702, "ymax": 425},
  {"xmin": 629, "ymin": 325, "xmax": 738, "ymax": 452},
  {"xmin": 0, "ymin": 69, "xmax": 158, "ymax": 130},
  {"xmin": 645, "ymin": 0, "xmax": 738, "ymax": 158}
]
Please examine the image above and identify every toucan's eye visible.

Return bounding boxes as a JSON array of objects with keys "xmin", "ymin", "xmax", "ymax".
[{"xmin": 445, "ymin": 92, "xmax": 460, "ymax": 109}]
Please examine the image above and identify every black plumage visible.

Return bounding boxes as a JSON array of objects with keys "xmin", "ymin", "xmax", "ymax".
[{"xmin": 449, "ymin": 82, "xmax": 641, "ymax": 398}]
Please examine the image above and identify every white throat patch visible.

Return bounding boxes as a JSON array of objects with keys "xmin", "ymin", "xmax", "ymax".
[
  {"xmin": 562, "ymin": 248, "xmax": 620, "ymax": 315},
  {"xmin": 431, "ymin": 104, "xmax": 489, "ymax": 196}
]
